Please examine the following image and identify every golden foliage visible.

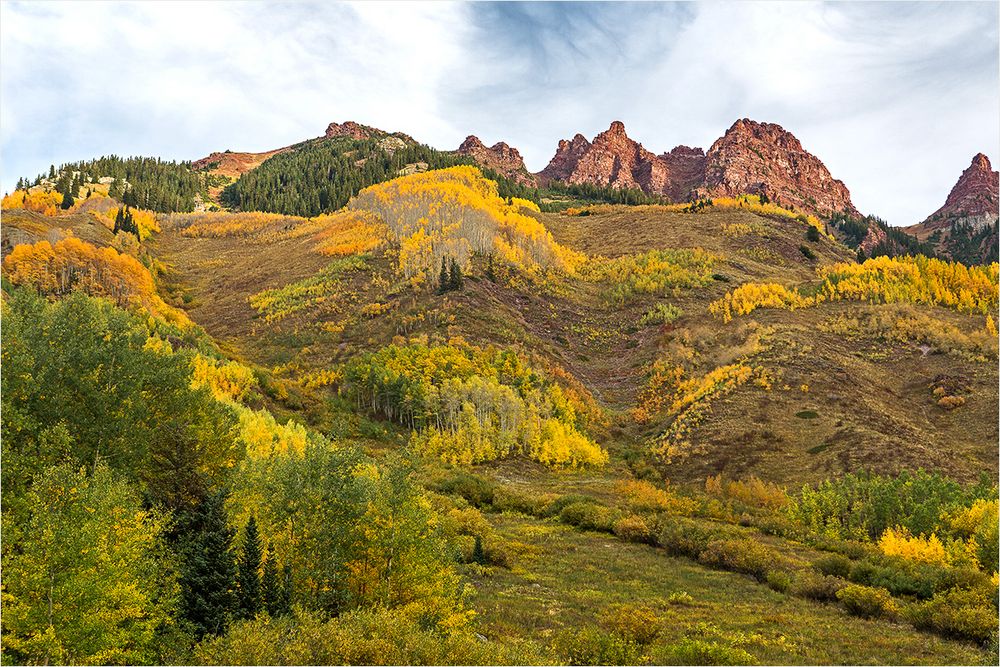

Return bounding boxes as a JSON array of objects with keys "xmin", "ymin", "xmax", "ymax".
[
  {"xmin": 817, "ymin": 255, "xmax": 998, "ymax": 316},
  {"xmin": 104, "ymin": 206, "xmax": 160, "ymax": 240},
  {"xmin": 615, "ymin": 479, "xmax": 697, "ymax": 514},
  {"xmin": 349, "ymin": 166, "xmax": 584, "ymax": 280},
  {"xmin": 651, "ymin": 363, "xmax": 757, "ymax": 462},
  {"xmin": 311, "ymin": 211, "xmax": 389, "ymax": 256},
  {"xmin": 2, "ymin": 189, "xmax": 63, "ymax": 216},
  {"xmin": 175, "ymin": 211, "xmax": 307, "ymax": 238},
  {"xmin": 631, "ymin": 360, "xmax": 685, "ymax": 424},
  {"xmin": 191, "ymin": 355, "xmax": 259, "ymax": 403},
  {"xmin": 249, "ymin": 255, "xmax": 368, "ymax": 323},
  {"xmin": 709, "ymin": 282, "xmax": 813, "ymax": 323},
  {"xmin": 878, "ymin": 527, "xmax": 949, "ymax": 566},
  {"xmin": 2, "ymin": 238, "xmax": 188, "ymax": 325},
  {"xmin": 584, "ymin": 249, "xmax": 717, "ymax": 304},
  {"xmin": 705, "ymin": 474, "xmax": 789, "ymax": 510}
]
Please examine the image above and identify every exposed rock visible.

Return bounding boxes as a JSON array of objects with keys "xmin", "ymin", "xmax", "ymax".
[
  {"xmin": 698, "ymin": 119, "xmax": 859, "ymax": 217},
  {"xmin": 325, "ymin": 121, "xmax": 416, "ymax": 146},
  {"xmin": 192, "ymin": 148, "xmax": 289, "ymax": 179},
  {"xmin": 538, "ymin": 121, "xmax": 670, "ymax": 195},
  {"xmin": 535, "ymin": 118, "xmax": 859, "ymax": 218},
  {"xmin": 904, "ymin": 154, "xmax": 999, "ymax": 264},
  {"xmin": 660, "ymin": 145, "xmax": 707, "ymax": 202},
  {"xmin": 456, "ymin": 135, "xmax": 537, "ymax": 187}
]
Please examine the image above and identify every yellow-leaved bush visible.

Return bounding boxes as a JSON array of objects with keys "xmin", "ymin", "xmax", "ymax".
[
  {"xmin": 344, "ymin": 341, "xmax": 607, "ymax": 468},
  {"xmin": 712, "ymin": 256, "xmax": 999, "ymax": 323},
  {"xmin": 1, "ymin": 189, "xmax": 63, "ymax": 216},
  {"xmin": 2, "ymin": 237, "xmax": 189, "ymax": 326},
  {"xmin": 348, "ymin": 165, "xmax": 584, "ymax": 280}
]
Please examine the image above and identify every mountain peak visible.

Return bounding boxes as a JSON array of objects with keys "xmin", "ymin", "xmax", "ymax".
[
  {"xmin": 455, "ymin": 134, "xmax": 535, "ymax": 187},
  {"xmin": 971, "ymin": 152, "xmax": 992, "ymax": 172},
  {"xmin": 325, "ymin": 120, "xmax": 381, "ymax": 140}
]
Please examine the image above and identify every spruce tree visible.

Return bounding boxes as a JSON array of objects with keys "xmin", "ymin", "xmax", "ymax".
[
  {"xmin": 438, "ymin": 256, "xmax": 450, "ymax": 294},
  {"xmin": 236, "ymin": 516, "xmax": 262, "ymax": 619},
  {"xmin": 449, "ymin": 258, "xmax": 463, "ymax": 291},
  {"xmin": 61, "ymin": 190, "xmax": 75, "ymax": 210},
  {"xmin": 472, "ymin": 535, "xmax": 486, "ymax": 564},
  {"xmin": 175, "ymin": 490, "xmax": 238, "ymax": 638},
  {"xmin": 260, "ymin": 545, "xmax": 281, "ymax": 616},
  {"xmin": 114, "ymin": 207, "xmax": 125, "ymax": 234},
  {"xmin": 857, "ymin": 247, "xmax": 867, "ymax": 263},
  {"xmin": 486, "ymin": 254, "xmax": 496, "ymax": 282}
]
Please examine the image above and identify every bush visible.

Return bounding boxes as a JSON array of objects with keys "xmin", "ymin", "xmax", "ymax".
[
  {"xmin": 543, "ymin": 493, "xmax": 601, "ymax": 518},
  {"xmin": 657, "ymin": 517, "xmax": 723, "ymax": 558},
  {"xmin": 790, "ymin": 571, "xmax": 847, "ymax": 602},
  {"xmin": 639, "ymin": 303, "xmax": 682, "ymax": 326},
  {"xmin": 613, "ymin": 514, "xmax": 656, "ymax": 544},
  {"xmin": 836, "ymin": 584, "xmax": 899, "ymax": 619},
  {"xmin": 559, "ymin": 502, "xmax": 618, "ymax": 532},
  {"xmin": 553, "ymin": 626, "xmax": 640, "ymax": 666},
  {"xmin": 766, "ymin": 570, "xmax": 792, "ymax": 593},
  {"xmin": 806, "ymin": 226, "xmax": 821, "ymax": 242},
  {"xmin": 493, "ymin": 487, "xmax": 548, "ymax": 516},
  {"xmin": 904, "ymin": 588, "xmax": 999, "ymax": 644},
  {"xmin": 431, "ymin": 472, "xmax": 496, "ymax": 508},
  {"xmin": 813, "ymin": 553, "xmax": 852, "ymax": 579},
  {"xmin": 601, "ymin": 604, "xmax": 662, "ymax": 645},
  {"xmin": 653, "ymin": 638, "xmax": 757, "ymax": 666},
  {"xmin": 799, "ymin": 245, "xmax": 817, "ymax": 260},
  {"xmin": 697, "ymin": 539, "xmax": 787, "ymax": 580}
]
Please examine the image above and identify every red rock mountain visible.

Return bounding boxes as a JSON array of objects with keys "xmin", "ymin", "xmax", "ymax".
[
  {"xmin": 698, "ymin": 119, "xmax": 859, "ymax": 217},
  {"xmin": 903, "ymin": 154, "xmax": 999, "ymax": 264},
  {"xmin": 537, "ymin": 121, "xmax": 669, "ymax": 194},
  {"xmin": 456, "ymin": 136, "xmax": 536, "ymax": 187},
  {"xmin": 536, "ymin": 119, "xmax": 860, "ymax": 218}
]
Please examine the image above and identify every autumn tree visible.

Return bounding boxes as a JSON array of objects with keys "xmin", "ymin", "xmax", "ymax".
[{"xmin": 1, "ymin": 463, "xmax": 178, "ymax": 665}]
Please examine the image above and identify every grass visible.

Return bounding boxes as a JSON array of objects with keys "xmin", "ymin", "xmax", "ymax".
[{"xmin": 465, "ymin": 513, "xmax": 986, "ymax": 665}]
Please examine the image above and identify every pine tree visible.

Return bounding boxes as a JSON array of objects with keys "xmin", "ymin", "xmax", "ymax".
[
  {"xmin": 857, "ymin": 247, "xmax": 867, "ymax": 263},
  {"xmin": 806, "ymin": 225, "xmax": 821, "ymax": 243},
  {"xmin": 486, "ymin": 254, "xmax": 496, "ymax": 282},
  {"xmin": 449, "ymin": 258, "xmax": 463, "ymax": 291},
  {"xmin": 61, "ymin": 190, "xmax": 75, "ymax": 210},
  {"xmin": 109, "ymin": 178, "xmax": 124, "ymax": 200},
  {"xmin": 260, "ymin": 544, "xmax": 282, "ymax": 616},
  {"xmin": 438, "ymin": 256, "xmax": 450, "ymax": 294},
  {"xmin": 114, "ymin": 207, "xmax": 125, "ymax": 233},
  {"xmin": 175, "ymin": 490, "xmax": 238, "ymax": 639},
  {"xmin": 236, "ymin": 516, "xmax": 262, "ymax": 619},
  {"xmin": 472, "ymin": 535, "xmax": 486, "ymax": 564},
  {"xmin": 48, "ymin": 164, "xmax": 56, "ymax": 179}
]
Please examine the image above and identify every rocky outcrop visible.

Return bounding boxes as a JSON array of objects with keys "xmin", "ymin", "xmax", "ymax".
[
  {"xmin": 456, "ymin": 136, "xmax": 537, "ymax": 187},
  {"xmin": 325, "ymin": 121, "xmax": 416, "ymax": 146},
  {"xmin": 192, "ymin": 148, "xmax": 289, "ymax": 179},
  {"xmin": 904, "ymin": 154, "xmax": 999, "ymax": 264},
  {"xmin": 697, "ymin": 119, "xmax": 859, "ymax": 217},
  {"xmin": 538, "ymin": 121, "xmax": 671, "ymax": 194},
  {"xmin": 660, "ymin": 146, "xmax": 707, "ymax": 202},
  {"xmin": 536, "ymin": 118, "xmax": 860, "ymax": 218}
]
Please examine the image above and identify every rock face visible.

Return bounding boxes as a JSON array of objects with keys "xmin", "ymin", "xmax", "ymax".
[
  {"xmin": 536, "ymin": 118, "xmax": 860, "ymax": 218},
  {"xmin": 697, "ymin": 119, "xmax": 859, "ymax": 217},
  {"xmin": 538, "ymin": 121, "xmax": 669, "ymax": 194},
  {"xmin": 456, "ymin": 136, "xmax": 537, "ymax": 187},
  {"xmin": 192, "ymin": 148, "xmax": 290, "ymax": 179},
  {"xmin": 325, "ymin": 121, "xmax": 416, "ymax": 145},
  {"xmin": 904, "ymin": 154, "xmax": 999, "ymax": 264}
]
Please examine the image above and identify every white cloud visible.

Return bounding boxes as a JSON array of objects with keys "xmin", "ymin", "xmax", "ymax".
[{"xmin": 2, "ymin": 1, "xmax": 996, "ymax": 225}]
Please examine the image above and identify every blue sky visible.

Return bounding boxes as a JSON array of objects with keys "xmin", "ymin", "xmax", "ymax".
[{"xmin": 1, "ymin": 1, "xmax": 996, "ymax": 225}]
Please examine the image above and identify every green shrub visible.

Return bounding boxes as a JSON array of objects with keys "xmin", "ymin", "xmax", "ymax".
[
  {"xmin": 790, "ymin": 571, "xmax": 847, "ymax": 602},
  {"xmin": 836, "ymin": 584, "xmax": 899, "ymax": 619},
  {"xmin": 613, "ymin": 514, "xmax": 656, "ymax": 544},
  {"xmin": 904, "ymin": 588, "xmax": 999, "ymax": 644},
  {"xmin": 652, "ymin": 638, "xmax": 757, "ymax": 666},
  {"xmin": 766, "ymin": 570, "xmax": 792, "ymax": 593},
  {"xmin": 697, "ymin": 539, "xmax": 787, "ymax": 580},
  {"xmin": 601, "ymin": 604, "xmax": 662, "ymax": 645},
  {"xmin": 799, "ymin": 245, "xmax": 816, "ymax": 260},
  {"xmin": 657, "ymin": 517, "xmax": 722, "ymax": 558},
  {"xmin": 493, "ymin": 487, "xmax": 548, "ymax": 516},
  {"xmin": 554, "ymin": 626, "xmax": 640, "ymax": 665},
  {"xmin": 639, "ymin": 303, "xmax": 682, "ymax": 326},
  {"xmin": 544, "ymin": 493, "xmax": 601, "ymax": 517},
  {"xmin": 560, "ymin": 502, "xmax": 618, "ymax": 532},
  {"xmin": 431, "ymin": 471, "xmax": 496, "ymax": 508},
  {"xmin": 813, "ymin": 553, "xmax": 852, "ymax": 579}
]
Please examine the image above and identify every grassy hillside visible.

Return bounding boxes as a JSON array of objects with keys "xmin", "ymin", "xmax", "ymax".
[{"xmin": 2, "ymin": 167, "xmax": 997, "ymax": 665}]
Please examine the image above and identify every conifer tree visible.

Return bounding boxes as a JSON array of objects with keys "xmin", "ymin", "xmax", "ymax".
[
  {"xmin": 449, "ymin": 258, "xmax": 463, "ymax": 291},
  {"xmin": 486, "ymin": 254, "xmax": 496, "ymax": 282},
  {"xmin": 176, "ymin": 490, "xmax": 238, "ymax": 639},
  {"xmin": 260, "ymin": 544, "xmax": 282, "ymax": 616},
  {"xmin": 438, "ymin": 256, "xmax": 450, "ymax": 294},
  {"xmin": 472, "ymin": 534, "xmax": 486, "ymax": 564},
  {"xmin": 857, "ymin": 247, "xmax": 867, "ymax": 263},
  {"xmin": 61, "ymin": 189, "xmax": 75, "ymax": 209},
  {"xmin": 236, "ymin": 516, "xmax": 262, "ymax": 619}
]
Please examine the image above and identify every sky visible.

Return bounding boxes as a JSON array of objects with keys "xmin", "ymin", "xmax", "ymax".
[{"xmin": 1, "ymin": 1, "xmax": 997, "ymax": 225}]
